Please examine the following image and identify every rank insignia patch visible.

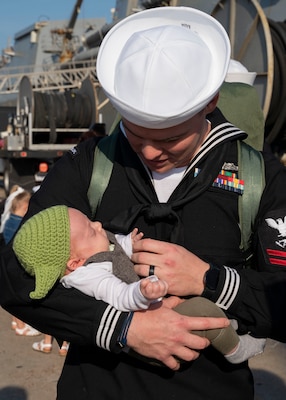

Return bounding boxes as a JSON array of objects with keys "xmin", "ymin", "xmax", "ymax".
[{"xmin": 259, "ymin": 210, "xmax": 286, "ymax": 268}]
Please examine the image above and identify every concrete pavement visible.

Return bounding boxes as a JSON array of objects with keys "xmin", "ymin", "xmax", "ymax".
[{"xmin": 250, "ymin": 339, "xmax": 286, "ymax": 399}]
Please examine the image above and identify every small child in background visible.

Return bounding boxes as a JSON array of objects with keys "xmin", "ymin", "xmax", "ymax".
[
  {"xmin": 3, "ymin": 190, "xmax": 31, "ymax": 244},
  {"xmin": 32, "ymin": 334, "xmax": 69, "ymax": 356},
  {"xmin": 3, "ymin": 190, "xmax": 66, "ymax": 350},
  {"xmin": 3, "ymin": 189, "xmax": 40, "ymax": 336},
  {"xmin": 0, "ymin": 185, "xmax": 24, "ymax": 235}
]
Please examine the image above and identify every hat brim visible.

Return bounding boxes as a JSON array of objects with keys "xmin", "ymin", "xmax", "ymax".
[
  {"xmin": 97, "ymin": 7, "xmax": 230, "ymax": 129},
  {"xmin": 225, "ymin": 72, "xmax": 257, "ymax": 86}
]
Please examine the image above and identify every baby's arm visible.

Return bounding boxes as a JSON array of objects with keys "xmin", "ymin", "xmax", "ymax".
[
  {"xmin": 61, "ymin": 263, "xmax": 164, "ymax": 312},
  {"xmin": 140, "ymin": 275, "xmax": 168, "ymax": 301},
  {"xmin": 115, "ymin": 229, "xmax": 143, "ymax": 259},
  {"xmin": 131, "ymin": 227, "xmax": 144, "ymax": 244}
]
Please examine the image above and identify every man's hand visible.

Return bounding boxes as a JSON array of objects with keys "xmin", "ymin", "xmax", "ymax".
[
  {"xmin": 127, "ymin": 296, "xmax": 229, "ymax": 370},
  {"xmin": 132, "ymin": 238, "xmax": 210, "ymax": 296}
]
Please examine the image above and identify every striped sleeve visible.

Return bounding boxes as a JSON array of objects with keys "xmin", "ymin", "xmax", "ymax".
[
  {"xmin": 215, "ymin": 267, "xmax": 240, "ymax": 310},
  {"xmin": 202, "ymin": 266, "xmax": 241, "ymax": 311}
]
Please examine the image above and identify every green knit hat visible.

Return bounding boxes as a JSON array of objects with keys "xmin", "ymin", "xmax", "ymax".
[{"xmin": 13, "ymin": 205, "xmax": 70, "ymax": 300}]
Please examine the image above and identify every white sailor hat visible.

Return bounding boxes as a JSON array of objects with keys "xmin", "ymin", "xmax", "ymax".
[
  {"xmin": 225, "ymin": 59, "xmax": 257, "ymax": 86},
  {"xmin": 97, "ymin": 7, "xmax": 231, "ymax": 129}
]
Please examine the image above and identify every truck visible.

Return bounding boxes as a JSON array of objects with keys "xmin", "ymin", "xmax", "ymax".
[{"xmin": 0, "ymin": 70, "xmax": 116, "ymax": 194}]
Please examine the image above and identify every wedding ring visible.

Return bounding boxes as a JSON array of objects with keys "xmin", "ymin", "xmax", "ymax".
[{"xmin": 149, "ymin": 265, "xmax": 155, "ymax": 276}]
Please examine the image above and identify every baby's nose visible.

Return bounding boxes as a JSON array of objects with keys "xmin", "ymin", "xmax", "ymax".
[{"xmin": 94, "ymin": 221, "xmax": 102, "ymax": 231}]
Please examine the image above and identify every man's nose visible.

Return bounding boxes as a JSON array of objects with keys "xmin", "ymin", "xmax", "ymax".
[{"xmin": 141, "ymin": 142, "xmax": 162, "ymax": 159}]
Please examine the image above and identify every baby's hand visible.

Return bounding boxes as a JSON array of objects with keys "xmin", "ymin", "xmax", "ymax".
[
  {"xmin": 131, "ymin": 227, "xmax": 144, "ymax": 244},
  {"xmin": 140, "ymin": 276, "xmax": 168, "ymax": 301}
]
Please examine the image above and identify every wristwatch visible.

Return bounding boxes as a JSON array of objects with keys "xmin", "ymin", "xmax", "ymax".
[{"xmin": 202, "ymin": 263, "xmax": 222, "ymax": 298}]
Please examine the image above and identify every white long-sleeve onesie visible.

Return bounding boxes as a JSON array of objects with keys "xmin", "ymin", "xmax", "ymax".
[{"xmin": 61, "ymin": 232, "xmax": 153, "ymax": 312}]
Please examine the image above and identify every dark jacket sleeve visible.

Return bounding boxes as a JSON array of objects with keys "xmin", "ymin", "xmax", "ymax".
[
  {"xmin": 204, "ymin": 151, "xmax": 286, "ymax": 342},
  {"xmin": 0, "ymin": 139, "xmax": 127, "ymax": 352},
  {"xmin": 206, "ymin": 265, "xmax": 286, "ymax": 342}
]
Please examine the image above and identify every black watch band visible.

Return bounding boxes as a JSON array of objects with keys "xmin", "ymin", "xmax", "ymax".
[{"xmin": 202, "ymin": 263, "xmax": 222, "ymax": 298}]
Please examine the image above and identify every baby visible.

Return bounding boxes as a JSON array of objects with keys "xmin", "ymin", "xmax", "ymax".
[{"xmin": 13, "ymin": 205, "xmax": 167, "ymax": 310}]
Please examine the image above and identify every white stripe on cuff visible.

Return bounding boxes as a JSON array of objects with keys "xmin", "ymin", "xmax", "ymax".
[{"xmin": 216, "ymin": 266, "xmax": 240, "ymax": 310}]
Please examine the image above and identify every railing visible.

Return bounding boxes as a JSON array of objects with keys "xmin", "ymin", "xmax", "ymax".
[{"xmin": 0, "ymin": 60, "xmax": 98, "ymax": 94}]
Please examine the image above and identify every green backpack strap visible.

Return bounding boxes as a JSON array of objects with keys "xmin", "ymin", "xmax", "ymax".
[
  {"xmin": 238, "ymin": 141, "xmax": 265, "ymax": 263},
  {"xmin": 87, "ymin": 128, "xmax": 119, "ymax": 219}
]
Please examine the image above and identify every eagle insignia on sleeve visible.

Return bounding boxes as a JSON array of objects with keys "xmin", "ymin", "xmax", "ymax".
[{"xmin": 260, "ymin": 211, "xmax": 286, "ymax": 267}]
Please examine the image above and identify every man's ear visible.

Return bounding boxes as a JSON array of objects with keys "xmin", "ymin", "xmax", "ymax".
[
  {"xmin": 66, "ymin": 258, "xmax": 86, "ymax": 273},
  {"xmin": 205, "ymin": 93, "xmax": 220, "ymax": 114}
]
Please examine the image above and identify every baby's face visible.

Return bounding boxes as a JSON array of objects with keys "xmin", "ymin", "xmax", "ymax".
[{"xmin": 68, "ymin": 208, "xmax": 110, "ymax": 260}]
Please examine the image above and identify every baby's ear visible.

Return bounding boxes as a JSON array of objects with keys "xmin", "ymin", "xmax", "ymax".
[{"xmin": 66, "ymin": 258, "xmax": 86, "ymax": 272}]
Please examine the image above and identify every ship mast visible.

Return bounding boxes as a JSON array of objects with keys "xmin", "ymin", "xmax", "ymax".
[{"xmin": 51, "ymin": 0, "xmax": 84, "ymax": 63}]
